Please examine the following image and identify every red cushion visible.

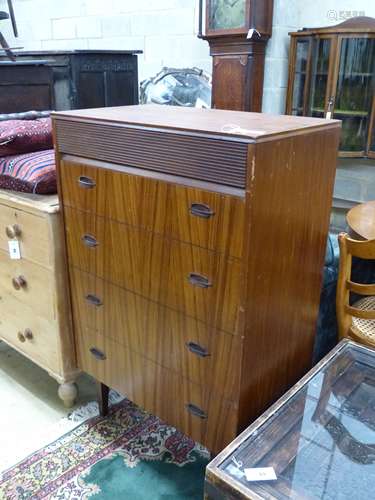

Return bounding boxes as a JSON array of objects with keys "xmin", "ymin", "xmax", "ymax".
[
  {"xmin": 0, "ymin": 149, "xmax": 56, "ymax": 194},
  {"xmin": 0, "ymin": 118, "xmax": 53, "ymax": 157}
]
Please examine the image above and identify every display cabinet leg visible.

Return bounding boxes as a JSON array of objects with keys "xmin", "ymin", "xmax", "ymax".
[
  {"xmin": 98, "ymin": 382, "xmax": 109, "ymax": 416},
  {"xmin": 58, "ymin": 382, "xmax": 78, "ymax": 408}
]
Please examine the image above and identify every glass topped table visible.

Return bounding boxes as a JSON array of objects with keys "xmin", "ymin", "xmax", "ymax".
[{"xmin": 205, "ymin": 340, "xmax": 375, "ymax": 499}]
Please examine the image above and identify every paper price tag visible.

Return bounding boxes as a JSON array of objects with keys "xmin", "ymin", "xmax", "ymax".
[
  {"xmin": 247, "ymin": 28, "xmax": 261, "ymax": 39},
  {"xmin": 244, "ymin": 467, "xmax": 277, "ymax": 482},
  {"xmin": 8, "ymin": 240, "xmax": 21, "ymax": 260},
  {"xmin": 326, "ymin": 111, "xmax": 332, "ymax": 120}
]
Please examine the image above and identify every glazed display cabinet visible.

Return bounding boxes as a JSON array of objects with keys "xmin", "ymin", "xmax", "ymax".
[{"xmin": 286, "ymin": 17, "xmax": 375, "ymax": 158}]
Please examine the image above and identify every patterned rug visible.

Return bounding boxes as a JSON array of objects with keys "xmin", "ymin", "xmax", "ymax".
[{"xmin": 0, "ymin": 398, "xmax": 210, "ymax": 500}]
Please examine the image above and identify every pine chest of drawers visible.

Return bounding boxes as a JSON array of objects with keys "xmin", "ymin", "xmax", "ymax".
[
  {"xmin": 0, "ymin": 189, "xmax": 79, "ymax": 406},
  {"xmin": 53, "ymin": 105, "xmax": 341, "ymax": 453}
]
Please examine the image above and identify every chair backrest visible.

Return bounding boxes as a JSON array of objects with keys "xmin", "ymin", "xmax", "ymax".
[{"xmin": 336, "ymin": 232, "xmax": 375, "ymax": 341}]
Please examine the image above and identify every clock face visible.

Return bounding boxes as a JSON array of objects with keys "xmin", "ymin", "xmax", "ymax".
[{"xmin": 208, "ymin": 0, "xmax": 246, "ymax": 31}]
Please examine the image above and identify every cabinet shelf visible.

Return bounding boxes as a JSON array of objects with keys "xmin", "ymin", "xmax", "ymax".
[
  {"xmin": 311, "ymin": 108, "xmax": 369, "ymax": 117},
  {"xmin": 287, "ymin": 27, "xmax": 375, "ymax": 157}
]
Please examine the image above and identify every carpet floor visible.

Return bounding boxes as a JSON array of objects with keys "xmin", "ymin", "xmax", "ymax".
[{"xmin": 0, "ymin": 398, "xmax": 210, "ymax": 500}]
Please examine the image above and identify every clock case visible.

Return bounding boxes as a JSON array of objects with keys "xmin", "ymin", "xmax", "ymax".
[{"xmin": 198, "ymin": 0, "xmax": 274, "ymax": 111}]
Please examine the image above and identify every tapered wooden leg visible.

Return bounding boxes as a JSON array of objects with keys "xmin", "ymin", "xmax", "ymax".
[{"xmin": 98, "ymin": 382, "xmax": 109, "ymax": 416}]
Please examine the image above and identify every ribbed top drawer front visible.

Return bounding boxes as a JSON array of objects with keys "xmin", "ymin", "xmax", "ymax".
[{"xmin": 55, "ymin": 120, "xmax": 248, "ymax": 188}]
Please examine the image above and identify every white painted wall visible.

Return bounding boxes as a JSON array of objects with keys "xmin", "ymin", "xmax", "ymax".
[{"xmin": 1, "ymin": 0, "xmax": 375, "ymax": 113}]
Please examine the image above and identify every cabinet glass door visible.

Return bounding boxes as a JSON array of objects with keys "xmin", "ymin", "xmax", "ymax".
[
  {"xmin": 308, "ymin": 38, "xmax": 331, "ymax": 118},
  {"xmin": 291, "ymin": 38, "xmax": 310, "ymax": 116},
  {"xmin": 334, "ymin": 37, "xmax": 375, "ymax": 154}
]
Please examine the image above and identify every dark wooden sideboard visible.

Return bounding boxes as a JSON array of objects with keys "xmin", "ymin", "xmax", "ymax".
[
  {"xmin": 52, "ymin": 105, "xmax": 341, "ymax": 453},
  {"xmin": 0, "ymin": 50, "xmax": 141, "ymax": 113}
]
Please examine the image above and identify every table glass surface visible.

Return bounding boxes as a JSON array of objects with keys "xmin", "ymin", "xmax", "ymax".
[{"xmin": 219, "ymin": 343, "xmax": 375, "ymax": 499}]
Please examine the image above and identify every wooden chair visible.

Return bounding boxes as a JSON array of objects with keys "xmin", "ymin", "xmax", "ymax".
[{"xmin": 337, "ymin": 232, "xmax": 375, "ymax": 347}]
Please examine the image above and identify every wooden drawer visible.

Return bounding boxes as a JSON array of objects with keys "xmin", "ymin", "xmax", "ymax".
[
  {"xmin": 60, "ymin": 160, "xmax": 245, "ymax": 259},
  {"xmin": 0, "ymin": 249, "xmax": 55, "ymax": 320},
  {"xmin": 65, "ymin": 207, "xmax": 242, "ymax": 334},
  {"xmin": 0, "ymin": 298, "xmax": 59, "ymax": 372},
  {"xmin": 70, "ymin": 267, "xmax": 241, "ymax": 401},
  {"xmin": 76, "ymin": 325, "xmax": 238, "ymax": 452},
  {"xmin": 0, "ymin": 204, "xmax": 51, "ymax": 267}
]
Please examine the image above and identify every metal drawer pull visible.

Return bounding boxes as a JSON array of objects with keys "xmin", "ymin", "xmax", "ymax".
[
  {"xmin": 85, "ymin": 294, "xmax": 103, "ymax": 307},
  {"xmin": 186, "ymin": 341, "xmax": 210, "ymax": 358},
  {"xmin": 90, "ymin": 347, "xmax": 106, "ymax": 361},
  {"xmin": 12, "ymin": 275, "xmax": 27, "ymax": 290},
  {"xmin": 82, "ymin": 234, "xmax": 98, "ymax": 247},
  {"xmin": 190, "ymin": 203, "xmax": 215, "ymax": 219},
  {"xmin": 6, "ymin": 224, "xmax": 21, "ymax": 239},
  {"xmin": 78, "ymin": 176, "xmax": 96, "ymax": 189},
  {"xmin": 186, "ymin": 403, "xmax": 207, "ymax": 419},
  {"xmin": 188, "ymin": 272, "xmax": 212, "ymax": 288}
]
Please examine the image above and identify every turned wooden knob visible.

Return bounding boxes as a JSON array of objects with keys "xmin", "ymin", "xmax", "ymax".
[
  {"xmin": 6, "ymin": 224, "xmax": 21, "ymax": 239},
  {"xmin": 12, "ymin": 275, "xmax": 27, "ymax": 290},
  {"xmin": 18, "ymin": 331, "xmax": 26, "ymax": 343},
  {"xmin": 24, "ymin": 328, "xmax": 33, "ymax": 340}
]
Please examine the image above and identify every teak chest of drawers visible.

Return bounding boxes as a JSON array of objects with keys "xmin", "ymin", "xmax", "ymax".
[
  {"xmin": 53, "ymin": 105, "xmax": 341, "ymax": 453},
  {"xmin": 0, "ymin": 190, "xmax": 79, "ymax": 407}
]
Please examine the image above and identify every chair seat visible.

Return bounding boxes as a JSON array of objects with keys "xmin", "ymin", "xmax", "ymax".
[
  {"xmin": 0, "ymin": 12, "xmax": 9, "ymax": 20},
  {"xmin": 352, "ymin": 296, "xmax": 375, "ymax": 345}
]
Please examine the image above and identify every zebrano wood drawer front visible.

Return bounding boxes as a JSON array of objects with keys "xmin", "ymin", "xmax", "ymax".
[
  {"xmin": 53, "ymin": 104, "xmax": 341, "ymax": 453},
  {"xmin": 59, "ymin": 159, "xmax": 245, "ymax": 259}
]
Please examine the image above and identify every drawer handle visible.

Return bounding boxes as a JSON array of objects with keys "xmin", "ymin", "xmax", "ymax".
[
  {"xmin": 186, "ymin": 403, "xmax": 207, "ymax": 419},
  {"xmin": 82, "ymin": 234, "xmax": 98, "ymax": 248},
  {"xmin": 78, "ymin": 176, "xmax": 96, "ymax": 189},
  {"xmin": 85, "ymin": 294, "xmax": 103, "ymax": 307},
  {"xmin": 18, "ymin": 329, "xmax": 33, "ymax": 343},
  {"xmin": 190, "ymin": 203, "xmax": 215, "ymax": 219},
  {"xmin": 6, "ymin": 224, "xmax": 21, "ymax": 239},
  {"xmin": 12, "ymin": 275, "xmax": 27, "ymax": 290},
  {"xmin": 186, "ymin": 341, "xmax": 210, "ymax": 358},
  {"xmin": 188, "ymin": 272, "xmax": 212, "ymax": 288},
  {"xmin": 90, "ymin": 347, "xmax": 106, "ymax": 361}
]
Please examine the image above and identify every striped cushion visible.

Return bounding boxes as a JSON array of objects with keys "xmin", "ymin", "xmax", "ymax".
[
  {"xmin": 0, "ymin": 149, "xmax": 56, "ymax": 194},
  {"xmin": 0, "ymin": 118, "xmax": 53, "ymax": 157}
]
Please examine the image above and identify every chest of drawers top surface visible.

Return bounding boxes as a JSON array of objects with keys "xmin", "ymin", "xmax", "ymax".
[
  {"xmin": 53, "ymin": 104, "xmax": 339, "ymax": 140},
  {"xmin": 53, "ymin": 105, "xmax": 340, "ymax": 189}
]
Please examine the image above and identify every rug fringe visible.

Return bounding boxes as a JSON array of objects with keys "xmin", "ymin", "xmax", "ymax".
[{"xmin": 67, "ymin": 390, "xmax": 124, "ymax": 423}]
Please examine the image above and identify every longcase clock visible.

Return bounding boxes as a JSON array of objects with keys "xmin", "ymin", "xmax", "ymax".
[{"xmin": 198, "ymin": 0, "xmax": 274, "ymax": 111}]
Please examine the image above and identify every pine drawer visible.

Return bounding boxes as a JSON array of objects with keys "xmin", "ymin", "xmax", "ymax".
[
  {"xmin": 0, "ymin": 204, "xmax": 51, "ymax": 268},
  {"xmin": 0, "ymin": 249, "xmax": 55, "ymax": 320}
]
